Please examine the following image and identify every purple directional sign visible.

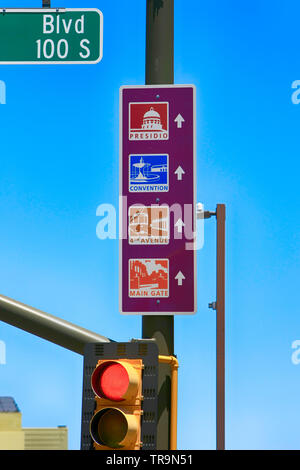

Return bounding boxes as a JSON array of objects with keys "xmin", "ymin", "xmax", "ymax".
[{"xmin": 119, "ymin": 85, "xmax": 196, "ymax": 315}]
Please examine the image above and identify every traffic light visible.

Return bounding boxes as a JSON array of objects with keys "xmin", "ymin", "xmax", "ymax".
[
  {"xmin": 90, "ymin": 358, "xmax": 142, "ymax": 449},
  {"xmin": 81, "ymin": 341, "xmax": 159, "ymax": 450}
]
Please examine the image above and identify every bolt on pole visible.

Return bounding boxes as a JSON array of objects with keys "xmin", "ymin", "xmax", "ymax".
[{"xmin": 142, "ymin": 0, "xmax": 174, "ymax": 451}]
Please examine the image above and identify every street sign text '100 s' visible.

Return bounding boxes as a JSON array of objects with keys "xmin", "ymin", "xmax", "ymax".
[{"xmin": 0, "ymin": 9, "xmax": 103, "ymax": 64}]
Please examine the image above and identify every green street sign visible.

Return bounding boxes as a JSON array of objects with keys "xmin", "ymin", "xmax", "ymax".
[{"xmin": 0, "ymin": 8, "xmax": 103, "ymax": 64}]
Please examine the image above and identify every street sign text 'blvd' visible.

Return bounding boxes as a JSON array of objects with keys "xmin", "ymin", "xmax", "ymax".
[{"xmin": 0, "ymin": 9, "xmax": 103, "ymax": 64}]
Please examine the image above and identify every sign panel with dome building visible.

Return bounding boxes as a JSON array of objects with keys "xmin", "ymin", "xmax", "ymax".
[
  {"xmin": 0, "ymin": 8, "xmax": 103, "ymax": 64},
  {"xmin": 120, "ymin": 85, "xmax": 196, "ymax": 315}
]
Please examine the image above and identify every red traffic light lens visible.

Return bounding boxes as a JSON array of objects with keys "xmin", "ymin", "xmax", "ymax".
[{"xmin": 92, "ymin": 361, "xmax": 129, "ymax": 401}]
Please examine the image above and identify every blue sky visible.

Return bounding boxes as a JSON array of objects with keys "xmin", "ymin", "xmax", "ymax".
[{"xmin": 0, "ymin": 0, "xmax": 300, "ymax": 450}]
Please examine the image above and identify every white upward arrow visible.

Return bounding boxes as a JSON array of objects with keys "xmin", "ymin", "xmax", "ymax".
[
  {"xmin": 174, "ymin": 113, "xmax": 185, "ymax": 128},
  {"xmin": 175, "ymin": 271, "xmax": 185, "ymax": 286},
  {"xmin": 174, "ymin": 166, "xmax": 185, "ymax": 181},
  {"xmin": 175, "ymin": 218, "xmax": 185, "ymax": 233}
]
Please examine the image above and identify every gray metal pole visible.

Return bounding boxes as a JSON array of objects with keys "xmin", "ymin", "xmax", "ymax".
[
  {"xmin": 143, "ymin": 0, "xmax": 174, "ymax": 450},
  {"xmin": 216, "ymin": 204, "xmax": 225, "ymax": 450},
  {"xmin": 0, "ymin": 294, "xmax": 111, "ymax": 355}
]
